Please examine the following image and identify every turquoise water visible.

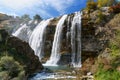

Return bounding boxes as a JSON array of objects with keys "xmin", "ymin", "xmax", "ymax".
[
  {"xmin": 29, "ymin": 65, "xmax": 76, "ymax": 80},
  {"xmin": 43, "ymin": 65, "xmax": 72, "ymax": 71}
]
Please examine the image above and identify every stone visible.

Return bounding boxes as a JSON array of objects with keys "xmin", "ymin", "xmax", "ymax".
[
  {"xmin": 116, "ymin": 66, "xmax": 120, "ymax": 72},
  {"xmin": 103, "ymin": 65, "xmax": 112, "ymax": 71},
  {"xmin": 7, "ymin": 36, "xmax": 44, "ymax": 76}
]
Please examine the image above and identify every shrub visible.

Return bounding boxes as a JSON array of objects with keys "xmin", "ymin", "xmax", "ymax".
[
  {"xmin": 98, "ymin": 0, "xmax": 116, "ymax": 8},
  {"xmin": 95, "ymin": 30, "xmax": 120, "ymax": 80},
  {"xmin": 0, "ymin": 71, "xmax": 9, "ymax": 80},
  {"xmin": 86, "ymin": 1, "xmax": 98, "ymax": 12},
  {"xmin": 109, "ymin": 30, "xmax": 120, "ymax": 57},
  {"xmin": 95, "ymin": 68, "xmax": 120, "ymax": 80},
  {"xmin": 109, "ymin": 3, "xmax": 120, "ymax": 13},
  {"xmin": 0, "ymin": 56, "xmax": 25, "ymax": 79},
  {"xmin": 95, "ymin": 10, "xmax": 106, "ymax": 24}
]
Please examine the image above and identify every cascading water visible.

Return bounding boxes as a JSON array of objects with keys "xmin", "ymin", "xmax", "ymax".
[
  {"xmin": 13, "ymin": 11, "xmax": 82, "ymax": 68},
  {"xmin": 12, "ymin": 23, "xmax": 32, "ymax": 42},
  {"xmin": 45, "ymin": 15, "xmax": 67, "ymax": 66},
  {"xmin": 71, "ymin": 12, "xmax": 82, "ymax": 67},
  {"xmin": 12, "ymin": 20, "xmax": 39, "ymax": 42},
  {"xmin": 66, "ymin": 16, "xmax": 71, "ymax": 44},
  {"xmin": 29, "ymin": 19, "xmax": 51, "ymax": 60}
]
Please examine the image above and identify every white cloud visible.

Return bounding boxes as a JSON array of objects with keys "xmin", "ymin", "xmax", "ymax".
[
  {"xmin": 0, "ymin": 0, "xmax": 74, "ymax": 12},
  {"xmin": 0, "ymin": 0, "xmax": 79, "ymax": 18},
  {"xmin": 0, "ymin": 0, "xmax": 41, "ymax": 10},
  {"xmin": 43, "ymin": 0, "xmax": 74, "ymax": 13}
]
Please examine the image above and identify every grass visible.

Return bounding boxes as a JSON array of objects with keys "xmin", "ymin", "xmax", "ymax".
[
  {"xmin": 94, "ymin": 30, "xmax": 120, "ymax": 80},
  {"xmin": 94, "ymin": 68, "xmax": 120, "ymax": 80},
  {"xmin": 109, "ymin": 30, "xmax": 120, "ymax": 57}
]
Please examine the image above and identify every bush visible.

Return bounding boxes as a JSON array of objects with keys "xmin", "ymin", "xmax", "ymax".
[
  {"xmin": 0, "ymin": 56, "xmax": 25, "ymax": 79},
  {"xmin": 98, "ymin": 0, "xmax": 116, "ymax": 8},
  {"xmin": 95, "ymin": 10, "xmax": 106, "ymax": 24},
  {"xmin": 86, "ymin": 1, "xmax": 98, "ymax": 12},
  {"xmin": 109, "ymin": 3, "xmax": 120, "ymax": 13},
  {"xmin": 0, "ymin": 71, "xmax": 9, "ymax": 80},
  {"xmin": 109, "ymin": 30, "xmax": 120, "ymax": 57},
  {"xmin": 95, "ymin": 30, "xmax": 120, "ymax": 80},
  {"xmin": 95, "ymin": 68, "xmax": 120, "ymax": 80}
]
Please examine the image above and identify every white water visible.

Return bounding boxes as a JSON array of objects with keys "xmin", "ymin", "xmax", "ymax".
[
  {"xmin": 45, "ymin": 15, "xmax": 67, "ymax": 66},
  {"xmin": 71, "ymin": 12, "xmax": 82, "ymax": 67},
  {"xmin": 12, "ymin": 23, "xmax": 32, "ymax": 42},
  {"xmin": 29, "ymin": 19, "xmax": 51, "ymax": 60},
  {"xmin": 30, "ymin": 72, "xmax": 76, "ymax": 80},
  {"xmin": 66, "ymin": 16, "xmax": 71, "ymax": 44}
]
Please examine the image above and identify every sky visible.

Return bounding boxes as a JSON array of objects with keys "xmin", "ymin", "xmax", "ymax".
[{"xmin": 0, "ymin": 0, "xmax": 87, "ymax": 19}]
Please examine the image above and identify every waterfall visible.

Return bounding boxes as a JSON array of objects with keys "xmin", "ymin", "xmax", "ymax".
[
  {"xmin": 29, "ymin": 19, "xmax": 51, "ymax": 60},
  {"xmin": 12, "ymin": 12, "xmax": 82, "ymax": 68},
  {"xmin": 71, "ymin": 12, "xmax": 82, "ymax": 67},
  {"xmin": 44, "ymin": 15, "xmax": 67, "ymax": 66},
  {"xmin": 66, "ymin": 16, "xmax": 71, "ymax": 44},
  {"xmin": 12, "ymin": 23, "xmax": 32, "ymax": 42}
]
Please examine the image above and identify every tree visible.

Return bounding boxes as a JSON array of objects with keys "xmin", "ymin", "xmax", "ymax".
[
  {"xmin": 33, "ymin": 14, "xmax": 42, "ymax": 21},
  {"xmin": 21, "ymin": 14, "xmax": 31, "ymax": 23}
]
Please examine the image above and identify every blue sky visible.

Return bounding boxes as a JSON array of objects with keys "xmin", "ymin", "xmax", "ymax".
[{"xmin": 0, "ymin": 0, "xmax": 87, "ymax": 19}]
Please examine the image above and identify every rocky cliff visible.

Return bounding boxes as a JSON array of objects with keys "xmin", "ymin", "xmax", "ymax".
[
  {"xmin": 37, "ymin": 8, "xmax": 120, "ymax": 75},
  {"xmin": 39, "ymin": 10, "xmax": 112, "ymax": 65},
  {"xmin": 79, "ymin": 8, "xmax": 120, "ymax": 77}
]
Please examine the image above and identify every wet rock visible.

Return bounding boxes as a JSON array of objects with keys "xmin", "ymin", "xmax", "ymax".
[{"xmin": 58, "ymin": 53, "xmax": 71, "ymax": 65}]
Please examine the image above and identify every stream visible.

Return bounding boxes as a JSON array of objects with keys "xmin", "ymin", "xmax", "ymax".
[{"xmin": 29, "ymin": 65, "xmax": 77, "ymax": 80}]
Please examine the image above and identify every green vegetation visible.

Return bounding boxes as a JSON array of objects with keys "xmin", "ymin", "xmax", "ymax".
[
  {"xmin": 86, "ymin": 0, "xmax": 98, "ymax": 12},
  {"xmin": 33, "ymin": 14, "xmax": 42, "ymax": 21},
  {"xmin": 94, "ymin": 30, "xmax": 120, "ymax": 80},
  {"xmin": 0, "ymin": 30, "xmax": 27, "ymax": 79},
  {"xmin": 97, "ymin": 0, "xmax": 116, "ymax": 8},
  {"xmin": 95, "ymin": 10, "xmax": 106, "ymax": 24},
  {"xmin": 20, "ymin": 14, "xmax": 31, "ymax": 23},
  {"xmin": 95, "ymin": 68, "xmax": 120, "ymax": 80},
  {"xmin": 85, "ymin": 0, "xmax": 118, "ymax": 12},
  {"xmin": 109, "ymin": 30, "xmax": 120, "ymax": 57},
  {"xmin": 0, "ymin": 55, "xmax": 25, "ymax": 80}
]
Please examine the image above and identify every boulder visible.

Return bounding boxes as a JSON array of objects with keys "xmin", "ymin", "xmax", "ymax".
[
  {"xmin": 0, "ymin": 29, "xmax": 43, "ymax": 77},
  {"xmin": 7, "ymin": 36, "xmax": 44, "ymax": 76}
]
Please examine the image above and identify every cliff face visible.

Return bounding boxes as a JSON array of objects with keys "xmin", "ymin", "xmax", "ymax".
[
  {"xmin": 38, "ymin": 8, "xmax": 120, "ymax": 74},
  {"xmin": 79, "ymin": 9, "xmax": 120, "ymax": 75},
  {"xmin": 40, "ymin": 10, "xmax": 112, "ymax": 64}
]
